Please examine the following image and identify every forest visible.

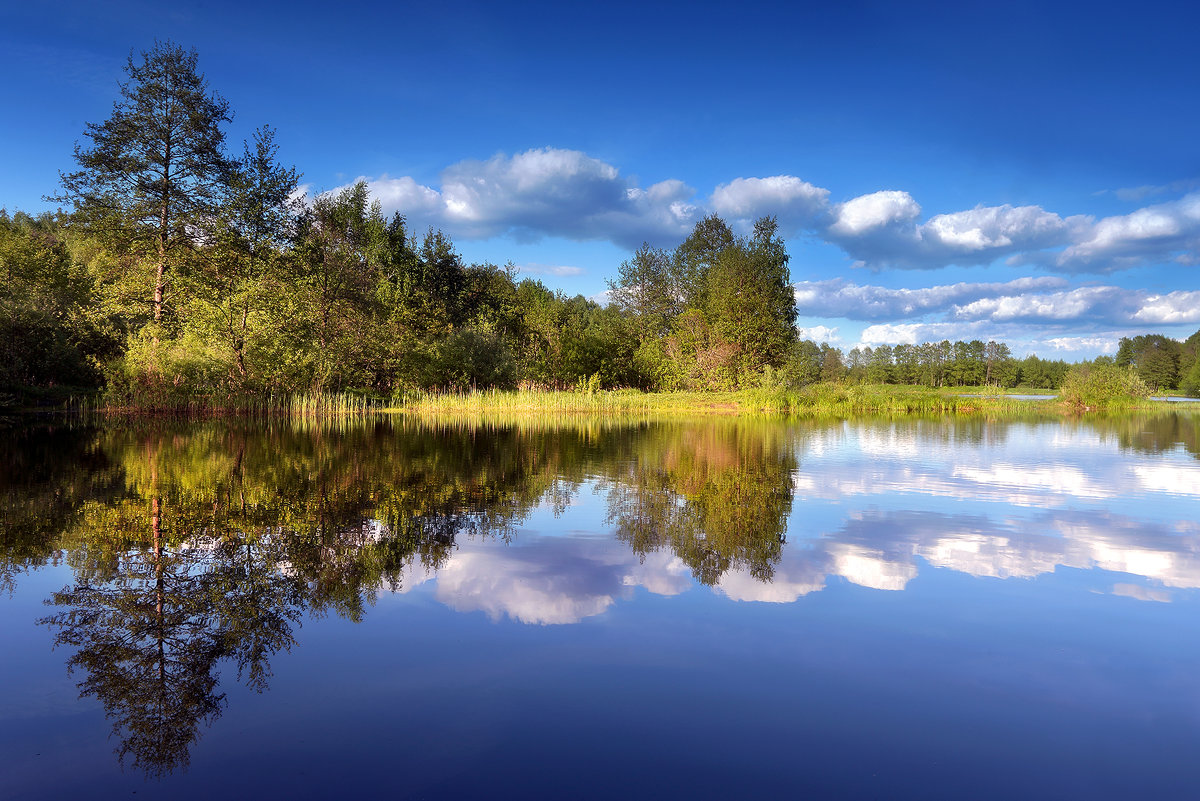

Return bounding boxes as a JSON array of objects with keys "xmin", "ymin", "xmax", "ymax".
[{"xmin": 3, "ymin": 41, "xmax": 1199, "ymax": 406}]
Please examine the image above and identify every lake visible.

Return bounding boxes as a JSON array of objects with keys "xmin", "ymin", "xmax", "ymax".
[{"xmin": 2, "ymin": 413, "xmax": 1199, "ymax": 799}]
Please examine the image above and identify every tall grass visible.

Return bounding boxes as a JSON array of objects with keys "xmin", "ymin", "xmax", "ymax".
[
  {"xmin": 67, "ymin": 382, "xmax": 1192, "ymax": 421},
  {"xmin": 395, "ymin": 388, "xmax": 698, "ymax": 416},
  {"xmin": 92, "ymin": 390, "xmax": 384, "ymax": 418},
  {"xmin": 393, "ymin": 384, "xmax": 1056, "ymax": 419}
]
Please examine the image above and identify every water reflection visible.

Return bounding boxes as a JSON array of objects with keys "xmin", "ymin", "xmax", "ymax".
[{"xmin": 1, "ymin": 412, "xmax": 1198, "ymax": 775}]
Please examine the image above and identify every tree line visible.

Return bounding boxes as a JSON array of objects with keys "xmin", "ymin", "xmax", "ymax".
[{"xmin": 2, "ymin": 41, "xmax": 1198, "ymax": 403}]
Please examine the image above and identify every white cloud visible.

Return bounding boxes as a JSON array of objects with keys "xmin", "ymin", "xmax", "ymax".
[
  {"xmin": 1036, "ymin": 336, "xmax": 1119, "ymax": 354},
  {"xmin": 796, "ymin": 325, "xmax": 841, "ymax": 344},
  {"xmin": 1055, "ymin": 192, "xmax": 1200, "ymax": 272},
  {"xmin": 420, "ymin": 537, "xmax": 696, "ymax": 625},
  {"xmin": 709, "ymin": 176, "xmax": 830, "ymax": 232},
  {"xmin": 826, "ymin": 196, "xmax": 1083, "ymax": 271},
  {"xmin": 951, "ymin": 286, "xmax": 1132, "ymax": 322},
  {"xmin": 334, "ymin": 151, "xmax": 1200, "ymax": 273},
  {"xmin": 1110, "ymin": 583, "xmax": 1171, "ymax": 602},
  {"xmin": 793, "ymin": 276, "xmax": 1068, "ymax": 320},
  {"xmin": 924, "ymin": 205, "xmax": 1082, "ymax": 252},
  {"xmin": 517, "ymin": 262, "xmax": 585, "ymax": 277},
  {"xmin": 797, "ymin": 277, "xmax": 1200, "ymax": 348},
  {"xmin": 1131, "ymin": 290, "xmax": 1200, "ymax": 324},
  {"xmin": 829, "ymin": 190, "xmax": 921, "ymax": 236},
  {"xmin": 858, "ymin": 322, "xmax": 930, "ymax": 346},
  {"xmin": 352, "ymin": 148, "xmax": 700, "ymax": 249},
  {"xmin": 364, "ymin": 174, "xmax": 443, "ymax": 217}
]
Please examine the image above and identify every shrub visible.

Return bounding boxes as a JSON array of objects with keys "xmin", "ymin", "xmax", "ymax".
[{"xmin": 1059, "ymin": 363, "xmax": 1149, "ymax": 410}]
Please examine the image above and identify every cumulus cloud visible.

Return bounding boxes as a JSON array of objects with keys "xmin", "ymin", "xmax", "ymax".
[
  {"xmin": 829, "ymin": 190, "xmax": 921, "ymax": 236},
  {"xmin": 796, "ymin": 277, "xmax": 1200, "ymax": 337},
  {"xmin": 1053, "ymin": 192, "xmax": 1200, "ymax": 272},
  {"xmin": 955, "ymin": 287, "xmax": 1200, "ymax": 326},
  {"xmin": 709, "ymin": 175, "xmax": 830, "ymax": 233},
  {"xmin": 336, "ymin": 149, "xmax": 1200, "ymax": 272},
  {"xmin": 1132, "ymin": 291, "xmax": 1200, "ymax": 324},
  {"xmin": 353, "ymin": 148, "xmax": 699, "ymax": 249},
  {"xmin": 825, "ymin": 193, "xmax": 1085, "ymax": 271},
  {"xmin": 793, "ymin": 276, "xmax": 1068, "ymax": 320},
  {"xmin": 1036, "ymin": 336, "xmax": 1120, "ymax": 354},
  {"xmin": 796, "ymin": 325, "xmax": 841, "ymax": 344},
  {"xmin": 429, "ymin": 538, "xmax": 691, "ymax": 625},
  {"xmin": 859, "ymin": 322, "xmax": 952, "ymax": 346},
  {"xmin": 951, "ymin": 286, "xmax": 1134, "ymax": 323}
]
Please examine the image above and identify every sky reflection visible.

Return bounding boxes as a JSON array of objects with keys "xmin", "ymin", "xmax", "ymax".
[
  {"xmin": 377, "ymin": 417, "xmax": 1200, "ymax": 621},
  {"xmin": 4, "ymin": 415, "xmax": 1200, "ymax": 795}
]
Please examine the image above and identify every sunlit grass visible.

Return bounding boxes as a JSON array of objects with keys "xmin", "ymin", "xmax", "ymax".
[
  {"xmin": 74, "ymin": 383, "xmax": 1198, "ymax": 420},
  {"xmin": 390, "ymin": 385, "xmax": 1062, "ymax": 419}
]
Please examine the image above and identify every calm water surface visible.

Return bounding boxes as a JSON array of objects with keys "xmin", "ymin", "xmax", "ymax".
[{"xmin": 2, "ymin": 414, "xmax": 1200, "ymax": 800}]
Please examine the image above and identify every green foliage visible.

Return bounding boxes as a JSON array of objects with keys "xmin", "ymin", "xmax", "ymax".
[
  {"xmin": 1178, "ymin": 359, "xmax": 1200, "ymax": 397},
  {"xmin": 0, "ymin": 211, "xmax": 121, "ymax": 393},
  {"xmin": 57, "ymin": 41, "xmax": 233, "ymax": 324},
  {"xmin": 1059, "ymin": 363, "xmax": 1150, "ymax": 410},
  {"xmin": 1117, "ymin": 334, "xmax": 1185, "ymax": 389}
]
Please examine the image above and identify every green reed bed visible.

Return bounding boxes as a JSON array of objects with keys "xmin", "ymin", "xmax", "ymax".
[
  {"xmin": 93, "ymin": 390, "xmax": 384, "ymax": 418},
  {"xmin": 392, "ymin": 385, "xmax": 1058, "ymax": 419},
  {"xmin": 78, "ymin": 383, "xmax": 1193, "ymax": 421},
  {"xmin": 392, "ymin": 388, "xmax": 745, "ymax": 416}
]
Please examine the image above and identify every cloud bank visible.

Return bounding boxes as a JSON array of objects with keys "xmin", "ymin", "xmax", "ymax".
[{"xmin": 336, "ymin": 148, "xmax": 1200, "ymax": 273}]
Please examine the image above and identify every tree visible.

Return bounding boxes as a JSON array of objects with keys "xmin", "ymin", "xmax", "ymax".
[
  {"xmin": 984, "ymin": 340, "xmax": 1012, "ymax": 385},
  {"xmin": 673, "ymin": 214, "xmax": 735, "ymax": 311},
  {"xmin": 866, "ymin": 344, "xmax": 894, "ymax": 384},
  {"xmin": 57, "ymin": 41, "xmax": 232, "ymax": 327},
  {"xmin": 608, "ymin": 242, "xmax": 677, "ymax": 338},
  {"xmin": 291, "ymin": 181, "xmax": 386, "ymax": 390},
  {"xmin": 0, "ymin": 211, "xmax": 121, "ymax": 389},
  {"xmin": 184, "ymin": 126, "xmax": 301, "ymax": 386}
]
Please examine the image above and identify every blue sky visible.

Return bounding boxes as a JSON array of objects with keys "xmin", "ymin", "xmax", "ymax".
[{"xmin": 2, "ymin": 0, "xmax": 1198, "ymax": 357}]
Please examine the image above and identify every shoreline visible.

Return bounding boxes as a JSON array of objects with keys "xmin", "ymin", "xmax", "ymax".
[{"xmin": 14, "ymin": 384, "xmax": 1198, "ymax": 420}]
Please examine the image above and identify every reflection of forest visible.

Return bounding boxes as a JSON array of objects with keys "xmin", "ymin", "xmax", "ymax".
[
  {"xmin": 1, "ymin": 417, "xmax": 800, "ymax": 775},
  {"xmin": 603, "ymin": 421, "xmax": 796, "ymax": 584},
  {"xmin": 2, "ymin": 412, "xmax": 1197, "ymax": 775},
  {"xmin": 1091, "ymin": 412, "xmax": 1199, "ymax": 460}
]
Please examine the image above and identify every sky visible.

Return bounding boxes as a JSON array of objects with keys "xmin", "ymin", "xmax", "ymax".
[{"xmin": 2, "ymin": 0, "xmax": 1198, "ymax": 358}]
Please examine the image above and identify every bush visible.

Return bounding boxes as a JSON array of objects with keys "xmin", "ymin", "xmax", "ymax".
[
  {"xmin": 1059, "ymin": 363, "xmax": 1149, "ymax": 410},
  {"xmin": 1180, "ymin": 361, "xmax": 1200, "ymax": 398}
]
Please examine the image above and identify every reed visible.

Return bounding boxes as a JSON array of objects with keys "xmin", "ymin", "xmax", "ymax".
[
  {"xmin": 393, "ymin": 388, "xmax": 724, "ymax": 416},
  {"xmin": 91, "ymin": 390, "xmax": 384, "ymax": 418},
  {"xmin": 391, "ymin": 385, "xmax": 1059, "ymax": 419},
  {"xmin": 60, "ymin": 383, "xmax": 1196, "ymax": 421}
]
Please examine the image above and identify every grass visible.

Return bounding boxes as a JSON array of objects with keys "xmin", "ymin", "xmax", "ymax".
[
  {"xmin": 91, "ymin": 390, "xmax": 385, "ymax": 417},
  {"xmin": 390, "ymin": 384, "xmax": 1064, "ymax": 419},
  {"xmin": 25, "ymin": 382, "xmax": 1197, "ymax": 422},
  {"xmin": 392, "ymin": 388, "xmax": 744, "ymax": 416}
]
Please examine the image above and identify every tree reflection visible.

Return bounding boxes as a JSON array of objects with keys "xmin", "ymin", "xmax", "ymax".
[
  {"xmin": 605, "ymin": 420, "xmax": 796, "ymax": 584},
  {"xmin": 22, "ymin": 418, "xmax": 580, "ymax": 774},
  {"xmin": 1091, "ymin": 411, "xmax": 1199, "ymax": 460},
  {"xmin": 39, "ymin": 439, "xmax": 306, "ymax": 775}
]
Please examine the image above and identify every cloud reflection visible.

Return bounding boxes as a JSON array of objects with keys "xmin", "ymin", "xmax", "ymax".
[{"xmin": 409, "ymin": 538, "xmax": 691, "ymax": 625}]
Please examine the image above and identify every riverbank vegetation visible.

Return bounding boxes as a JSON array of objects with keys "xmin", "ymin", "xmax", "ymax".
[{"xmin": 4, "ymin": 42, "xmax": 1199, "ymax": 415}]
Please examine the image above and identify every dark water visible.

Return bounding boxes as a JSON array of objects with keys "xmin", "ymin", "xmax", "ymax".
[{"xmin": 3, "ymin": 413, "xmax": 1200, "ymax": 800}]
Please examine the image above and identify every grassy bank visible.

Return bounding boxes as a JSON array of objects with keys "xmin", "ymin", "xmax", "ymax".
[
  {"xmin": 91, "ymin": 391, "xmax": 384, "ymax": 417},
  {"xmin": 391, "ymin": 385, "xmax": 1064, "ymax": 419},
  {"xmin": 29, "ymin": 382, "xmax": 1195, "ymax": 421}
]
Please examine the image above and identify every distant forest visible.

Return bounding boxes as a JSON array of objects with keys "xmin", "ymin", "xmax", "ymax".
[{"xmin": 4, "ymin": 42, "xmax": 1199, "ymax": 403}]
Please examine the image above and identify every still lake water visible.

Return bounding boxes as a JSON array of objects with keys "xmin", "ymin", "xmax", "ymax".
[{"xmin": 2, "ymin": 413, "xmax": 1200, "ymax": 799}]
